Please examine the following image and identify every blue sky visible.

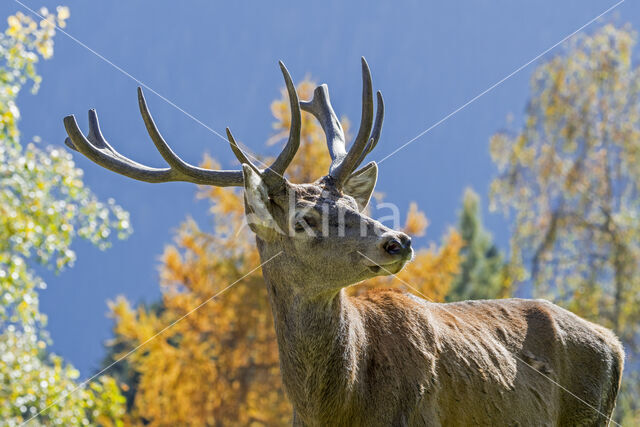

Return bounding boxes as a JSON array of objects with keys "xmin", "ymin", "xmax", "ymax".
[{"xmin": 1, "ymin": 0, "xmax": 638, "ymax": 375}]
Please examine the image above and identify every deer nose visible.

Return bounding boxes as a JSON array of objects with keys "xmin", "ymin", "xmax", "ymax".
[{"xmin": 382, "ymin": 233, "xmax": 412, "ymax": 257}]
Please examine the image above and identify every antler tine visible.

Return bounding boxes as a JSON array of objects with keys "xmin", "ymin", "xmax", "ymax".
[
  {"xmin": 65, "ymin": 108, "xmax": 121, "ymax": 158},
  {"xmin": 267, "ymin": 61, "xmax": 301, "ymax": 178},
  {"xmin": 300, "ymin": 85, "xmax": 347, "ymax": 172},
  {"xmin": 64, "ymin": 111, "xmax": 175, "ymax": 183},
  {"xmin": 331, "ymin": 57, "xmax": 375, "ymax": 186},
  {"xmin": 226, "ymin": 127, "xmax": 261, "ymax": 174},
  {"xmin": 137, "ymin": 87, "xmax": 195, "ymax": 176},
  {"xmin": 63, "ymin": 89, "xmax": 244, "ymax": 186},
  {"xmin": 354, "ymin": 90, "xmax": 384, "ymax": 170}
]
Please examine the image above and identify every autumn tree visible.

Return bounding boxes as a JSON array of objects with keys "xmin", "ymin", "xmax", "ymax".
[
  {"xmin": 0, "ymin": 7, "xmax": 131, "ymax": 426},
  {"xmin": 106, "ymin": 80, "xmax": 462, "ymax": 425},
  {"xmin": 490, "ymin": 24, "xmax": 640, "ymax": 423},
  {"xmin": 447, "ymin": 188, "xmax": 508, "ymax": 301}
]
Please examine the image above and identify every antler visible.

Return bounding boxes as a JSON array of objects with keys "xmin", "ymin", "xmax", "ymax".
[
  {"xmin": 64, "ymin": 62, "xmax": 301, "ymax": 188},
  {"xmin": 226, "ymin": 61, "xmax": 301, "ymax": 187},
  {"xmin": 300, "ymin": 57, "xmax": 384, "ymax": 188}
]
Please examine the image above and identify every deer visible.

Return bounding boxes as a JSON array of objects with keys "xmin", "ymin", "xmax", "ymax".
[{"xmin": 64, "ymin": 58, "xmax": 624, "ymax": 426}]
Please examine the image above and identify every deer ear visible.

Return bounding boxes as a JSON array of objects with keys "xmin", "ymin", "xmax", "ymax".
[
  {"xmin": 343, "ymin": 161, "xmax": 378, "ymax": 211},
  {"xmin": 242, "ymin": 165, "xmax": 279, "ymax": 238}
]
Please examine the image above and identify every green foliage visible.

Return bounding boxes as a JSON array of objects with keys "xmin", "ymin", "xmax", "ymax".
[
  {"xmin": 490, "ymin": 24, "xmax": 640, "ymax": 423},
  {"xmin": 448, "ymin": 188, "xmax": 508, "ymax": 301},
  {"xmin": 0, "ymin": 7, "xmax": 130, "ymax": 425}
]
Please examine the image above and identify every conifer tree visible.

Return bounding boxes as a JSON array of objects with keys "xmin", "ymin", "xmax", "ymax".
[{"xmin": 448, "ymin": 188, "xmax": 507, "ymax": 301}]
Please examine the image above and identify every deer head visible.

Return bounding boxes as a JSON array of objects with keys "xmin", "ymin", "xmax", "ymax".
[{"xmin": 63, "ymin": 58, "xmax": 412, "ymax": 298}]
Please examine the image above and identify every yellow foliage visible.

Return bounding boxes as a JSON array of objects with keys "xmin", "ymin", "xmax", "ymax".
[
  {"xmin": 403, "ymin": 202, "xmax": 428, "ymax": 237},
  {"xmin": 109, "ymin": 78, "xmax": 462, "ymax": 425}
]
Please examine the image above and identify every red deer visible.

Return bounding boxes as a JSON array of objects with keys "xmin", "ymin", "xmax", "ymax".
[{"xmin": 64, "ymin": 58, "xmax": 624, "ymax": 426}]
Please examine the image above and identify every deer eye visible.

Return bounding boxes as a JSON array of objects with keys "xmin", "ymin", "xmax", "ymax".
[{"xmin": 294, "ymin": 215, "xmax": 318, "ymax": 232}]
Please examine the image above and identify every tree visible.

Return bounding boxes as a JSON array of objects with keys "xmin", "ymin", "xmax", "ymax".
[
  {"xmin": 490, "ymin": 24, "xmax": 640, "ymax": 423},
  {"xmin": 0, "ymin": 7, "xmax": 131, "ymax": 425},
  {"xmin": 447, "ymin": 188, "xmax": 508, "ymax": 301},
  {"xmin": 107, "ymin": 80, "xmax": 462, "ymax": 425}
]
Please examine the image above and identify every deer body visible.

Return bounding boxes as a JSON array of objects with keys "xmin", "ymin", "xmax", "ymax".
[
  {"xmin": 260, "ymin": 237, "xmax": 623, "ymax": 427},
  {"xmin": 64, "ymin": 58, "xmax": 623, "ymax": 425}
]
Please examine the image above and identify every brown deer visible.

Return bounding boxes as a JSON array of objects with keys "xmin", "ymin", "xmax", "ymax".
[{"xmin": 64, "ymin": 59, "xmax": 624, "ymax": 426}]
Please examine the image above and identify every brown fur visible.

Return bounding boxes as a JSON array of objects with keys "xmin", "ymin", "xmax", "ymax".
[{"xmin": 262, "ymin": 278, "xmax": 624, "ymax": 426}]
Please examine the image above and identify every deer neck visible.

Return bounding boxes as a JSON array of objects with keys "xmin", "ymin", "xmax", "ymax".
[{"xmin": 258, "ymin": 243, "xmax": 366, "ymax": 417}]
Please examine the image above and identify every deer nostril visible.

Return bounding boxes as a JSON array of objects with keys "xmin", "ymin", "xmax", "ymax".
[
  {"xmin": 383, "ymin": 238, "xmax": 403, "ymax": 255},
  {"xmin": 400, "ymin": 234, "xmax": 412, "ymax": 249}
]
